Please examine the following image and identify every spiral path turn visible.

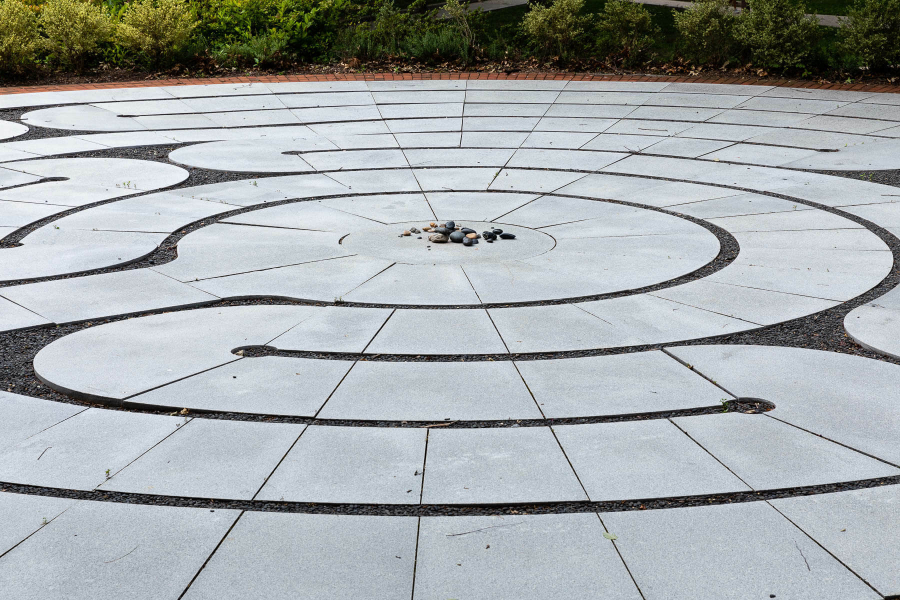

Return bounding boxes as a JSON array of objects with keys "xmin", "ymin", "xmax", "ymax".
[{"xmin": 1, "ymin": 79, "xmax": 900, "ymax": 599}]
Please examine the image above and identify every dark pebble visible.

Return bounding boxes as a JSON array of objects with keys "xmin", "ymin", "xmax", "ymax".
[
  {"xmin": 499, "ymin": 233, "xmax": 516, "ymax": 239},
  {"xmin": 460, "ymin": 228, "xmax": 476, "ymax": 234},
  {"xmin": 445, "ymin": 220, "xmax": 456, "ymax": 230},
  {"xmin": 492, "ymin": 228, "xmax": 503, "ymax": 234},
  {"xmin": 449, "ymin": 231, "xmax": 465, "ymax": 243},
  {"xmin": 434, "ymin": 227, "xmax": 450, "ymax": 236},
  {"xmin": 462, "ymin": 237, "xmax": 474, "ymax": 246}
]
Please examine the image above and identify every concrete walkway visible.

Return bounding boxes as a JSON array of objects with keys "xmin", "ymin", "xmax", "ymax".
[{"xmin": 0, "ymin": 79, "xmax": 899, "ymax": 598}]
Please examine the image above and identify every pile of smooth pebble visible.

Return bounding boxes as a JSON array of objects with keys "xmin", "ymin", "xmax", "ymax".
[{"xmin": 401, "ymin": 221, "xmax": 516, "ymax": 247}]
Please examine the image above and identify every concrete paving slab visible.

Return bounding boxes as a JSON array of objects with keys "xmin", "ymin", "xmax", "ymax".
[
  {"xmin": 422, "ymin": 427, "xmax": 587, "ymax": 503},
  {"xmin": 365, "ymin": 308, "xmax": 508, "ymax": 355},
  {"xmin": 387, "ymin": 117, "xmax": 462, "ymax": 133},
  {"xmin": 154, "ymin": 223, "xmax": 349, "ymax": 282},
  {"xmin": 0, "ymin": 492, "xmax": 75, "ymax": 555},
  {"xmin": 52, "ymin": 192, "xmax": 235, "ymax": 233},
  {"xmin": 0, "ymin": 296, "xmax": 49, "ymax": 331},
  {"xmin": 604, "ymin": 501, "xmax": 880, "ymax": 600},
  {"xmin": 344, "ymin": 263, "xmax": 481, "ymax": 305},
  {"xmin": 302, "ymin": 149, "xmax": 409, "ymax": 171},
  {"xmin": 319, "ymin": 359, "xmax": 540, "ymax": 421},
  {"xmin": 652, "ymin": 280, "xmax": 838, "ymax": 325},
  {"xmin": 641, "ymin": 136, "xmax": 732, "ymax": 157},
  {"xmin": 415, "ymin": 513, "xmax": 641, "ymax": 600},
  {"xmin": 272, "ymin": 306, "xmax": 392, "ymax": 352},
  {"xmin": 508, "ymin": 148, "xmax": 626, "ymax": 170},
  {"xmin": 378, "ymin": 103, "xmax": 463, "ymax": 119},
  {"xmin": 413, "ymin": 167, "xmax": 500, "ymax": 190},
  {"xmin": 0, "ymin": 120, "xmax": 28, "ymax": 141},
  {"xmin": 489, "ymin": 303, "xmax": 643, "ymax": 353},
  {"xmin": 555, "ymin": 420, "xmax": 750, "ymax": 500},
  {"xmin": 514, "ymin": 351, "xmax": 726, "ymax": 418},
  {"xmin": 579, "ymin": 294, "xmax": 755, "ymax": 344},
  {"xmin": 13, "ymin": 226, "xmax": 168, "ymax": 275},
  {"xmin": 0, "ymin": 500, "xmax": 240, "ymax": 600},
  {"xmin": 33, "ymin": 305, "xmax": 308, "ymax": 399},
  {"xmin": 318, "ymin": 193, "xmax": 435, "ymax": 223},
  {"xmin": 0, "ymin": 391, "xmax": 85, "ymax": 454},
  {"xmin": 460, "ymin": 130, "xmax": 529, "ymax": 147},
  {"xmin": 704, "ymin": 143, "xmax": 820, "ymax": 167},
  {"xmin": 189, "ymin": 255, "xmax": 393, "ymax": 301},
  {"xmin": 488, "ymin": 168, "xmax": 587, "ymax": 193},
  {"xmin": 0, "ymin": 408, "xmax": 182, "ymax": 490},
  {"xmin": 182, "ymin": 512, "xmax": 418, "ymax": 600},
  {"xmin": 127, "ymin": 356, "xmax": 351, "ymax": 415},
  {"xmin": 771, "ymin": 485, "xmax": 900, "ymax": 597},
  {"xmin": 425, "ymin": 191, "xmax": 538, "ymax": 221},
  {"xmin": 223, "ymin": 200, "xmax": 378, "ymax": 231},
  {"xmin": 404, "ymin": 148, "xmax": 513, "ymax": 168},
  {"xmin": 1, "ymin": 269, "xmax": 217, "ymax": 323},
  {"xmin": 533, "ymin": 116, "xmax": 617, "ymax": 132},
  {"xmin": 168, "ymin": 139, "xmax": 324, "ymax": 172},
  {"xmin": 668, "ymin": 192, "xmax": 808, "ymax": 218},
  {"xmin": 845, "ymin": 303, "xmax": 900, "ymax": 359},
  {"xmin": 101, "ymin": 418, "xmax": 302, "ymax": 499},
  {"xmin": 257, "ymin": 425, "xmax": 425, "ymax": 503},
  {"xmin": 673, "ymin": 413, "xmax": 899, "ymax": 489},
  {"xmin": 667, "ymin": 345, "xmax": 900, "ymax": 466}
]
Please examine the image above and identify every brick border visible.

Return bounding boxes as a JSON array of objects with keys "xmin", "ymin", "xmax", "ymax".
[{"xmin": 1, "ymin": 72, "xmax": 899, "ymax": 95}]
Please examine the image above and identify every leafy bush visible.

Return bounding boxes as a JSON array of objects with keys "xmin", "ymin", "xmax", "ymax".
[
  {"xmin": 0, "ymin": 0, "xmax": 41, "ymax": 73},
  {"xmin": 442, "ymin": 0, "xmax": 482, "ymax": 63},
  {"xmin": 735, "ymin": 0, "xmax": 820, "ymax": 70},
  {"xmin": 334, "ymin": 0, "xmax": 424, "ymax": 60},
  {"xmin": 212, "ymin": 29, "xmax": 290, "ymax": 65},
  {"xmin": 404, "ymin": 26, "xmax": 469, "ymax": 62},
  {"xmin": 839, "ymin": 0, "xmax": 900, "ymax": 70},
  {"xmin": 673, "ymin": 0, "xmax": 737, "ymax": 66},
  {"xmin": 597, "ymin": 0, "xmax": 659, "ymax": 66},
  {"xmin": 522, "ymin": 0, "xmax": 590, "ymax": 58},
  {"xmin": 195, "ymin": 0, "xmax": 347, "ymax": 60},
  {"xmin": 41, "ymin": 0, "xmax": 115, "ymax": 70},
  {"xmin": 116, "ymin": 0, "xmax": 198, "ymax": 67}
]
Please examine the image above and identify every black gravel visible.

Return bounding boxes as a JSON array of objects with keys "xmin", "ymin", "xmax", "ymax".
[{"xmin": 1, "ymin": 474, "xmax": 898, "ymax": 516}]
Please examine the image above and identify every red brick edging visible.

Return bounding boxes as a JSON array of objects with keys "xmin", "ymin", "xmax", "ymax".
[{"xmin": 1, "ymin": 72, "xmax": 898, "ymax": 95}]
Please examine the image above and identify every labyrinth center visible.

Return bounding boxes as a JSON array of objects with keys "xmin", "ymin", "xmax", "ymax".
[{"xmin": 0, "ymin": 79, "xmax": 899, "ymax": 598}]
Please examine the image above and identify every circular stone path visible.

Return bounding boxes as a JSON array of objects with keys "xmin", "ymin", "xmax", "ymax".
[{"xmin": 1, "ymin": 78, "xmax": 899, "ymax": 599}]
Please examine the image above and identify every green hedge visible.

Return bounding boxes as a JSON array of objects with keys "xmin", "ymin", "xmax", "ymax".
[{"xmin": 0, "ymin": 0, "xmax": 897, "ymax": 76}]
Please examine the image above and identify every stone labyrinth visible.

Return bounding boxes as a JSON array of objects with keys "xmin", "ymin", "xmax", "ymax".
[{"xmin": 1, "ymin": 78, "xmax": 900, "ymax": 599}]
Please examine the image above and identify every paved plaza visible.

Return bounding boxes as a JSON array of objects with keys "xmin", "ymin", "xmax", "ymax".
[{"xmin": 1, "ymin": 77, "xmax": 900, "ymax": 598}]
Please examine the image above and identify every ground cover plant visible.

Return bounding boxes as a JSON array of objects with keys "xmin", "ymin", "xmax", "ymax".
[{"xmin": 0, "ymin": 0, "xmax": 896, "ymax": 80}]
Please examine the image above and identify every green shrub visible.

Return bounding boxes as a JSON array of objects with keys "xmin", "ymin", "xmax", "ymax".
[
  {"xmin": 41, "ymin": 0, "xmax": 115, "ymax": 70},
  {"xmin": 597, "ymin": 0, "xmax": 659, "ymax": 67},
  {"xmin": 442, "ymin": 0, "xmax": 481, "ymax": 63},
  {"xmin": 0, "ymin": 0, "xmax": 41, "ymax": 72},
  {"xmin": 116, "ymin": 0, "xmax": 198, "ymax": 67},
  {"xmin": 735, "ymin": 0, "xmax": 820, "ymax": 70},
  {"xmin": 334, "ymin": 0, "xmax": 421, "ymax": 60},
  {"xmin": 839, "ymin": 0, "xmax": 900, "ymax": 70},
  {"xmin": 212, "ymin": 29, "xmax": 290, "ymax": 65},
  {"xmin": 673, "ymin": 0, "xmax": 737, "ymax": 66},
  {"xmin": 195, "ymin": 0, "xmax": 347, "ymax": 60},
  {"xmin": 404, "ymin": 26, "xmax": 469, "ymax": 62},
  {"xmin": 521, "ymin": 0, "xmax": 590, "ymax": 58}
]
